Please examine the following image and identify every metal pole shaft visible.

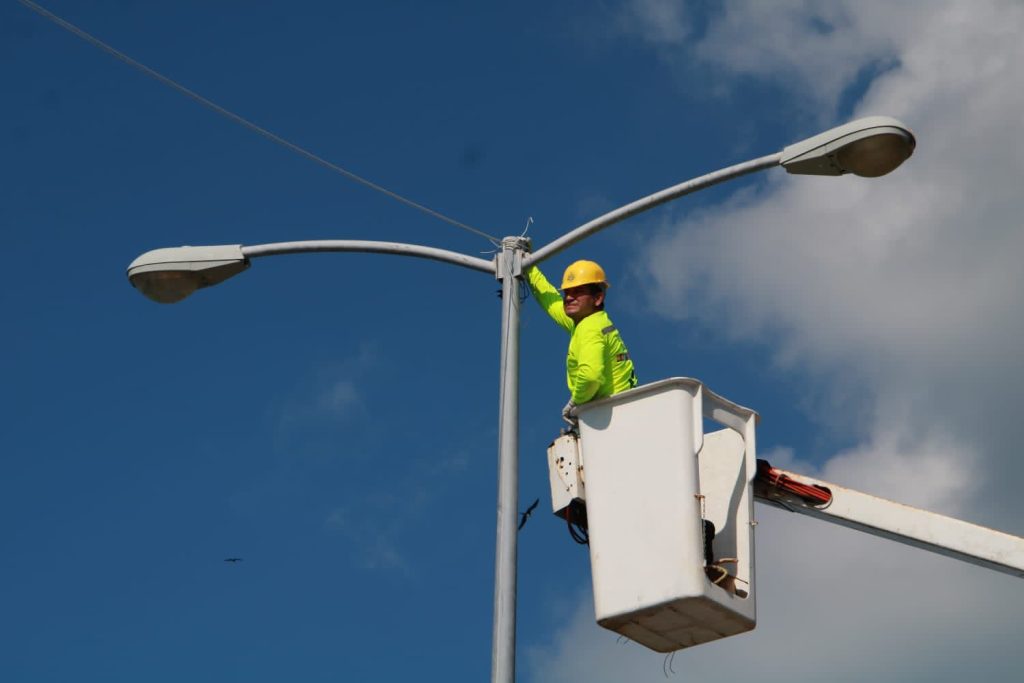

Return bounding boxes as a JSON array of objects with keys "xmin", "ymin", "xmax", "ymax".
[{"xmin": 491, "ymin": 237, "xmax": 525, "ymax": 683}]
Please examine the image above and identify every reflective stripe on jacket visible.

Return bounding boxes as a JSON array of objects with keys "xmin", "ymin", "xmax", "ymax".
[{"xmin": 525, "ymin": 265, "xmax": 638, "ymax": 404}]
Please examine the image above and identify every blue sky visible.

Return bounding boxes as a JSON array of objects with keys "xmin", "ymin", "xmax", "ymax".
[{"xmin": 4, "ymin": 2, "xmax": 1023, "ymax": 681}]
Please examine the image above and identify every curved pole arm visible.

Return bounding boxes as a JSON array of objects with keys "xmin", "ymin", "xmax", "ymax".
[
  {"xmin": 524, "ymin": 153, "xmax": 782, "ymax": 267},
  {"xmin": 242, "ymin": 240, "xmax": 496, "ymax": 275}
]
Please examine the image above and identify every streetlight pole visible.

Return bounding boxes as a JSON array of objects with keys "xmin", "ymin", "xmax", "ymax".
[
  {"xmin": 492, "ymin": 235, "xmax": 529, "ymax": 683},
  {"xmin": 126, "ymin": 116, "xmax": 915, "ymax": 683}
]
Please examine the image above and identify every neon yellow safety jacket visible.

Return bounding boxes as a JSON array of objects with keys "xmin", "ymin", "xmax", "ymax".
[{"xmin": 525, "ymin": 266, "xmax": 638, "ymax": 405}]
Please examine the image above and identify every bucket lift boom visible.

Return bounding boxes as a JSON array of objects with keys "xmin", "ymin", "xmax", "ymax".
[{"xmin": 753, "ymin": 463, "xmax": 1024, "ymax": 578}]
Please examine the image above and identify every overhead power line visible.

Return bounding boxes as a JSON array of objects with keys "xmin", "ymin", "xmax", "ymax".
[{"xmin": 17, "ymin": 0, "xmax": 500, "ymax": 245}]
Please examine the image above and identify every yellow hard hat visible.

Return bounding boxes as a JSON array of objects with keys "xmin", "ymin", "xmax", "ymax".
[{"xmin": 561, "ymin": 260, "xmax": 609, "ymax": 289}]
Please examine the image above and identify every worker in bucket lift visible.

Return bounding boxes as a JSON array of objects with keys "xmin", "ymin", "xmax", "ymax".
[{"xmin": 525, "ymin": 260, "xmax": 638, "ymax": 422}]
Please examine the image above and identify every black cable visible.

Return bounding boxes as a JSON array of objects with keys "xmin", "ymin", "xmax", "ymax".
[
  {"xmin": 16, "ymin": 0, "xmax": 500, "ymax": 245},
  {"xmin": 566, "ymin": 500, "xmax": 589, "ymax": 545}
]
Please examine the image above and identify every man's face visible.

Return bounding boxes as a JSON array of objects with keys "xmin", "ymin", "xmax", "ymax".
[{"xmin": 563, "ymin": 285, "xmax": 604, "ymax": 323}]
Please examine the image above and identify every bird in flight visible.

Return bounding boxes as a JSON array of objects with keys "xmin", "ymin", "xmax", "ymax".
[
  {"xmin": 224, "ymin": 557, "xmax": 243, "ymax": 563},
  {"xmin": 518, "ymin": 498, "xmax": 540, "ymax": 531}
]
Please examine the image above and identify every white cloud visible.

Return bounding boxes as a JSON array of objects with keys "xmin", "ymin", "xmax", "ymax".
[
  {"xmin": 318, "ymin": 378, "xmax": 361, "ymax": 416},
  {"xmin": 275, "ymin": 342, "xmax": 380, "ymax": 429},
  {"xmin": 326, "ymin": 505, "xmax": 410, "ymax": 573},
  {"xmin": 638, "ymin": 0, "xmax": 1024, "ymax": 521},
  {"xmin": 617, "ymin": 0, "xmax": 691, "ymax": 47},
  {"xmin": 691, "ymin": 0, "xmax": 908, "ymax": 115},
  {"xmin": 323, "ymin": 441, "xmax": 477, "ymax": 575},
  {"xmin": 819, "ymin": 424, "xmax": 977, "ymax": 512},
  {"xmin": 531, "ymin": 1, "xmax": 1024, "ymax": 680}
]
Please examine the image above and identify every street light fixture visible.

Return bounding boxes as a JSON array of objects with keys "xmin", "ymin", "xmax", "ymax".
[
  {"xmin": 780, "ymin": 115, "xmax": 916, "ymax": 177},
  {"xmin": 127, "ymin": 244, "xmax": 248, "ymax": 303},
  {"xmin": 127, "ymin": 115, "xmax": 914, "ymax": 683}
]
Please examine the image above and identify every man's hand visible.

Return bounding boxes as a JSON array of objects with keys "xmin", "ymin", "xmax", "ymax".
[{"xmin": 561, "ymin": 398, "xmax": 577, "ymax": 422}]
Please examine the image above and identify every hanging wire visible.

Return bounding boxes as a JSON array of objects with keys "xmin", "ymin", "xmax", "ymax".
[
  {"xmin": 520, "ymin": 216, "xmax": 533, "ymax": 237},
  {"xmin": 17, "ymin": 0, "xmax": 501, "ymax": 246}
]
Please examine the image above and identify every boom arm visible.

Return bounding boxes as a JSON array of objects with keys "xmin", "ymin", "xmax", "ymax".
[{"xmin": 753, "ymin": 464, "xmax": 1024, "ymax": 579}]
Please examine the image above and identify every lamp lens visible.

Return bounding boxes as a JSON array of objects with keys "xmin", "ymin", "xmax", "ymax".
[
  {"xmin": 836, "ymin": 133, "xmax": 912, "ymax": 178},
  {"xmin": 130, "ymin": 270, "xmax": 199, "ymax": 304}
]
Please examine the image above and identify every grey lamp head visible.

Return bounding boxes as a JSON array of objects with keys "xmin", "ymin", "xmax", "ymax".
[
  {"xmin": 781, "ymin": 116, "xmax": 916, "ymax": 177},
  {"xmin": 127, "ymin": 244, "xmax": 249, "ymax": 303}
]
